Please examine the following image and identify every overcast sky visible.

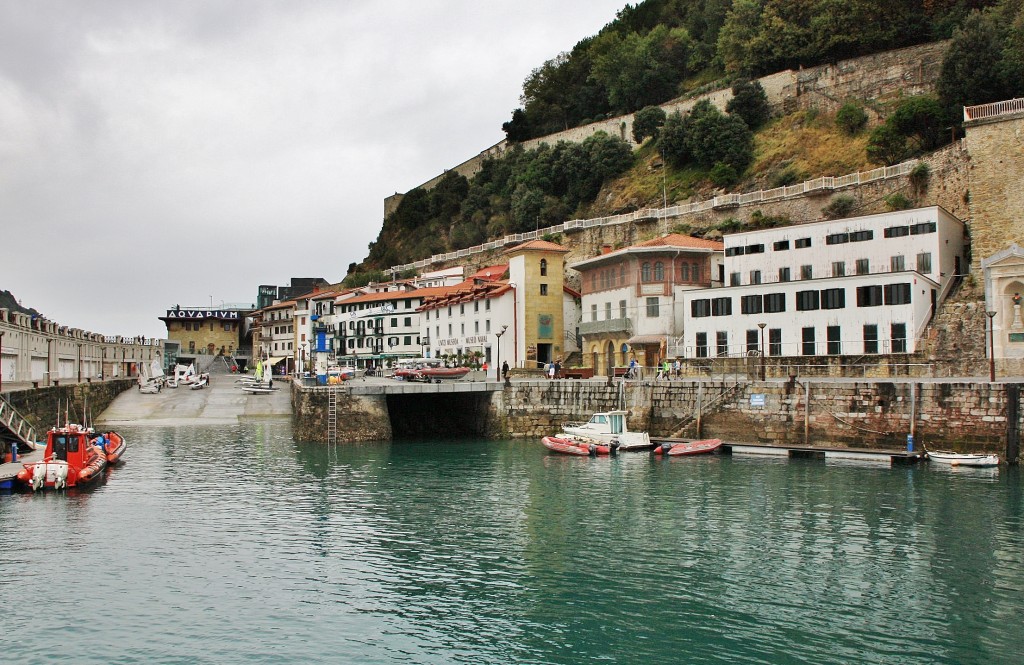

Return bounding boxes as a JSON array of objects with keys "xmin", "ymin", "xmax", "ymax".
[{"xmin": 0, "ymin": 0, "xmax": 626, "ymax": 338}]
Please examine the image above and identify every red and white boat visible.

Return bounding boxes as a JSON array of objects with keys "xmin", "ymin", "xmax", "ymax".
[
  {"xmin": 16, "ymin": 424, "xmax": 110, "ymax": 491},
  {"xmin": 101, "ymin": 431, "xmax": 128, "ymax": 465},
  {"xmin": 653, "ymin": 438, "xmax": 723, "ymax": 456},
  {"xmin": 393, "ymin": 364, "xmax": 471, "ymax": 383},
  {"xmin": 542, "ymin": 435, "xmax": 614, "ymax": 456}
]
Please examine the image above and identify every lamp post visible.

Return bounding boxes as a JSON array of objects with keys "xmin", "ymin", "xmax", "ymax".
[
  {"xmin": 758, "ymin": 322, "xmax": 767, "ymax": 381},
  {"xmin": 987, "ymin": 310, "xmax": 997, "ymax": 382},
  {"xmin": 496, "ymin": 325, "xmax": 508, "ymax": 384}
]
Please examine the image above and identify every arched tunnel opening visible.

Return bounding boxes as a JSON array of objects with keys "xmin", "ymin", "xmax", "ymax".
[{"xmin": 386, "ymin": 392, "xmax": 497, "ymax": 439}]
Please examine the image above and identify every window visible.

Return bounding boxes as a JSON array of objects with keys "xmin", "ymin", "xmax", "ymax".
[
  {"xmin": 696, "ymin": 333, "xmax": 708, "ymax": 358},
  {"xmin": 716, "ymin": 331, "xmax": 729, "ymax": 357},
  {"xmin": 641, "ymin": 263, "xmax": 652, "ymax": 282},
  {"xmin": 746, "ymin": 329, "xmax": 759, "ymax": 354},
  {"xmin": 404, "ymin": 336, "xmax": 411, "ymax": 346},
  {"xmin": 779, "ymin": 267, "xmax": 791, "ymax": 282},
  {"xmin": 891, "ymin": 255, "xmax": 905, "ymax": 272},
  {"xmin": 801, "ymin": 265, "xmax": 813, "ymax": 280},
  {"xmin": 680, "ymin": 263, "xmax": 690, "ymax": 281},
  {"xmin": 391, "ymin": 318, "xmax": 398, "ymax": 328},
  {"xmin": 646, "ymin": 297, "xmax": 660, "ymax": 317},
  {"xmin": 654, "ymin": 262, "xmax": 665, "ymax": 281},
  {"xmin": 405, "ymin": 299, "xmax": 412, "ymax": 309},
  {"xmin": 741, "ymin": 295, "xmax": 763, "ymax": 315},
  {"xmin": 540, "ymin": 284, "xmax": 548, "ymax": 296},
  {"xmin": 826, "ymin": 232, "xmax": 849, "ymax": 245},
  {"xmin": 857, "ymin": 285, "xmax": 884, "ymax": 307},
  {"xmin": 691, "ymin": 299, "xmax": 711, "ymax": 318},
  {"xmin": 917, "ymin": 252, "xmax": 932, "ymax": 274},
  {"xmin": 795, "ymin": 237, "xmax": 812, "ymax": 249},
  {"xmin": 850, "ymin": 230, "xmax": 873, "ymax": 242},
  {"xmin": 474, "ymin": 321, "xmax": 479, "ymax": 333},
  {"xmin": 485, "ymin": 299, "xmax": 490, "ymax": 311},
  {"xmin": 821, "ymin": 288, "xmax": 846, "ymax": 310},
  {"xmin": 885, "ymin": 283, "xmax": 912, "ymax": 305},
  {"xmin": 827, "ymin": 326, "xmax": 841, "ymax": 355},
  {"xmin": 474, "ymin": 301, "xmax": 479, "ymax": 312},
  {"xmin": 730, "ymin": 272, "xmax": 741, "ymax": 286},
  {"xmin": 461, "ymin": 323, "xmax": 465, "ymax": 335},
  {"xmin": 405, "ymin": 317, "xmax": 412, "ymax": 327},
  {"xmin": 856, "ymin": 258, "xmax": 870, "ymax": 275},
  {"xmin": 619, "ymin": 300, "xmax": 627, "ymax": 319},
  {"xmin": 605, "ymin": 302, "xmax": 612, "ymax": 319},
  {"xmin": 864, "ymin": 324, "xmax": 878, "ymax": 354},
  {"xmin": 884, "ymin": 225, "xmax": 910, "ymax": 238},
  {"xmin": 745, "ymin": 244, "xmax": 765, "ymax": 254},
  {"xmin": 832, "ymin": 261, "xmax": 845, "ymax": 277},
  {"xmin": 910, "ymin": 222, "xmax": 936, "ymax": 235},
  {"xmin": 796, "ymin": 290, "xmax": 820, "ymax": 311},
  {"xmin": 711, "ymin": 297, "xmax": 732, "ymax": 316},
  {"xmin": 774, "ymin": 240, "xmax": 790, "ymax": 251},
  {"xmin": 891, "ymin": 323, "xmax": 907, "ymax": 353},
  {"xmin": 764, "ymin": 293, "xmax": 786, "ymax": 313},
  {"xmin": 769, "ymin": 328, "xmax": 782, "ymax": 356},
  {"xmin": 725, "ymin": 247, "xmax": 745, "ymax": 257},
  {"xmin": 486, "ymin": 320, "xmax": 491, "ymax": 332},
  {"xmin": 591, "ymin": 304, "xmax": 598, "ymax": 322},
  {"xmin": 750, "ymin": 270, "xmax": 762, "ymax": 285},
  {"xmin": 802, "ymin": 327, "xmax": 816, "ymax": 355},
  {"xmin": 540, "ymin": 259, "xmax": 547, "ymax": 276},
  {"xmin": 223, "ymin": 322, "xmax": 232, "ymax": 332}
]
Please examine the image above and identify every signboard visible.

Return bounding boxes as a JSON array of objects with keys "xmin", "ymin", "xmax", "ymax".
[
  {"xmin": 538, "ymin": 313, "xmax": 554, "ymax": 339},
  {"xmin": 750, "ymin": 393, "xmax": 766, "ymax": 407},
  {"xmin": 165, "ymin": 309, "xmax": 240, "ymax": 319},
  {"xmin": 1009, "ymin": 333, "xmax": 1024, "ymax": 343}
]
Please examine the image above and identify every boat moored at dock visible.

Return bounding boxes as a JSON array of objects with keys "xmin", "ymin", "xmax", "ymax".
[
  {"xmin": 16, "ymin": 424, "xmax": 109, "ymax": 491},
  {"xmin": 561, "ymin": 411, "xmax": 651, "ymax": 450}
]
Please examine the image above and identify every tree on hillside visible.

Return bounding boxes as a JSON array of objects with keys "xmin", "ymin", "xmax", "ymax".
[
  {"xmin": 937, "ymin": 2, "xmax": 1024, "ymax": 120},
  {"xmin": 686, "ymin": 100, "xmax": 755, "ymax": 171},
  {"xmin": 866, "ymin": 123, "xmax": 908, "ymax": 165},
  {"xmin": 633, "ymin": 105, "xmax": 667, "ymax": 143},
  {"xmin": 726, "ymin": 79, "xmax": 771, "ymax": 130},
  {"xmin": 888, "ymin": 95, "xmax": 947, "ymax": 151},
  {"xmin": 657, "ymin": 110, "xmax": 691, "ymax": 166}
]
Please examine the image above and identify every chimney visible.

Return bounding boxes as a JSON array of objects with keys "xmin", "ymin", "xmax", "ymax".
[{"xmin": 600, "ymin": 244, "xmax": 613, "ymax": 255}]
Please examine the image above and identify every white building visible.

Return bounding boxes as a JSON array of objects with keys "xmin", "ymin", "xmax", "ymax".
[{"xmin": 678, "ymin": 206, "xmax": 967, "ymax": 358}]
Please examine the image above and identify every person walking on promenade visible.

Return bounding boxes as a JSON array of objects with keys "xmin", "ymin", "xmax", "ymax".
[{"xmin": 501, "ymin": 361, "xmax": 509, "ymax": 381}]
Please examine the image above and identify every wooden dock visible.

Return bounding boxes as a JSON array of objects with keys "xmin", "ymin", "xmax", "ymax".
[
  {"xmin": 0, "ymin": 445, "xmax": 44, "ymax": 490},
  {"xmin": 651, "ymin": 439, "xmax": 923, "ymax": 465}
]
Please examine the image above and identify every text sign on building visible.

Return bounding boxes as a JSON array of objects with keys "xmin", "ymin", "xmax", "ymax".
[
  {"xmin": 165, "ymin": 310, "xmax": 240, "ymax": 319},
  {"xmin": 349, "ymin": 303, "xmax": 395, "ymax": 320},
  {"xmin": 750, "ymin": 393, "xmax": 766, "ymax": 407}
]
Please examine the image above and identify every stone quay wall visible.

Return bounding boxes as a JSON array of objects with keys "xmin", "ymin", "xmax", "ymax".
[
  {"xmin": 4, "ymin": 379, "xmax": 136, "ymax": 438},
  {"xmin": 293, "ymin": 379, "xmax": 1020, "ymax": 460},
  {"xmin": 964, "ymin": 111, "xmax": 1024, "ymax": 271}
]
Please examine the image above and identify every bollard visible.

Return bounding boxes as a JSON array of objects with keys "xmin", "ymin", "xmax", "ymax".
[
  {"xmin": 906, "ymin": 434, "xmax": 914, "ymax": 452},
  {"xmin": 10, "ymin": 441, "xmax": 17, "ymax": 463}
]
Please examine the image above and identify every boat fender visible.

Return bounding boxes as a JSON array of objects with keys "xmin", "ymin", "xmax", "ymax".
[
  {"xmin": 588, "ymin": 444, "xmax": 597, "ymax": 457},
  {"xmin": 610, "ymin": 442, "xmax": 620, "ymax": 456}
]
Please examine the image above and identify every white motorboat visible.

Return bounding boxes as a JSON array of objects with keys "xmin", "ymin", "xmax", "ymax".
[
  {"xmin": 926, "ymin": 452, "xmax": 999, "ymax": 467},
  {"xmin": 560, "ymin": 410, "xmax": 652, "ymax": 450}
]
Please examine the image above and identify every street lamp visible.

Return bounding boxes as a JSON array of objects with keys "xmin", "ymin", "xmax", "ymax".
[
  {"xmin": 757, "ymin": 322, "xmax": 767, "ymax": 381},
  {"xmin": 496, "ymin": 325, "xmax": 508, "ymax": 384},
  {"xmin": 987, "ymin": 310, "xmax": 997, "ymax": 382}
]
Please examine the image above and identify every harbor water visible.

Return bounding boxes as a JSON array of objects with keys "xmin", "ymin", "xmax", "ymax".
[{"xmin": 1, "ymin": 422, "xmax": 1022, "ymax": 664}]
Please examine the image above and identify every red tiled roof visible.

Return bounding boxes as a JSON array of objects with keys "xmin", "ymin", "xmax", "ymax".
[
  {"xmin": 469, "ymin": 264, "xmax": 508, "ymax": 281},
  {"xmin": 563, "ymin": 285, "xmax": 581, "ymax": 299},
  {"xmin": 635, "ymin": 233, "xmax": 724, "ymax": 250}
]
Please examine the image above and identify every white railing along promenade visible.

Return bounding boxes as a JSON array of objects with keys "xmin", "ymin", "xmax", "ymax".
[
  {"xmin": 964, "ymin": 98, "xmax": 1024, "ymax": 122},
  {"xmin": 387, "ymin": 160, "xmax": 918, "ymax": 276}
]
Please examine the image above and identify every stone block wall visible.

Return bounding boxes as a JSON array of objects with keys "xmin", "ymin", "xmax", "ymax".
[
  {"xmin": 292, "ymin": 386, "xmax": 392, "ymax": 442},
  {"xmin": 4, "ymin": 379, "xmax": 135, "ymax": 438},
  {"xmin": 965, "ymin": 112, "xmax": 1024, "ymax": 270}
]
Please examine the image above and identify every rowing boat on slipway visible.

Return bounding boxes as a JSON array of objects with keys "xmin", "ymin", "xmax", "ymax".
[{"xmin": 926, "ymin": 452, "xmax": 999, "ymax": 467}]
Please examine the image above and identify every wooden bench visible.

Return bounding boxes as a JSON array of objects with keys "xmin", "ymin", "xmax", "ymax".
[{"xmin": 563, "ymin": 368, "xmax": 594, "ymax": 379}]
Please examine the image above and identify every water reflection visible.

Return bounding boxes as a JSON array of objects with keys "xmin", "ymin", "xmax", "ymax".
[{"xmin": 0, "ymin": 425, "xmax": 1021, "ymax": 665}]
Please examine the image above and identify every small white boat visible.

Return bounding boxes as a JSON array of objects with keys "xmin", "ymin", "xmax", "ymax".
[
  {"xmin": 560, "ymin": 410, "xmax": 651, "ymax": 450},
  {"xmin": 240, "ymin": 385, "xmax": 277, "ymax": 394},
  {"xmin": 926, "ymin": 452, "xmax": 999, "ymax": 467}
]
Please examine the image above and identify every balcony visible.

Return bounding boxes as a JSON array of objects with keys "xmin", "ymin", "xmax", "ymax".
[{"xmin": 580, "ymin": 317, "xmax": 632, "ymax": 336}]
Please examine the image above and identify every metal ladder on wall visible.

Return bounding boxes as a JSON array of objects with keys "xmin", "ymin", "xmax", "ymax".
[
  {"xmin": 0, "ymin": 396, "xmax": 38, "ymax": 450},
  {"xmin": 327, "ymin": 388, "xmax": 338, "ymax": 446}
]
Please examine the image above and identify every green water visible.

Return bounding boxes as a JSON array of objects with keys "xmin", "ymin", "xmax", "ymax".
[{"xmin": 1, "ymin": 422, "xmax": 1022, "ymax": 664}]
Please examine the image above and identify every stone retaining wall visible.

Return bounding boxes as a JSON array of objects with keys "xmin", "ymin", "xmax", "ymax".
[{"xmin": 4, "ymin": 380, "xmax": 135, "ymax": 438}]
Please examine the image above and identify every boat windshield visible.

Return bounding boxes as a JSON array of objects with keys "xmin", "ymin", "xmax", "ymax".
[{"xmin": 590, "ymin": 415, "xmax": 608, "ymax": 425}]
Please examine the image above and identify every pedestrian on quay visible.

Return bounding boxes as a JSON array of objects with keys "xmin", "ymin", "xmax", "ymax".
[{"xmin": 502, "ymin": 361, "xmax": 509, "ymax": 381}]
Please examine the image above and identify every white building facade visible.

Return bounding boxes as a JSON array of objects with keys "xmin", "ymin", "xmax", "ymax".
[{"xmin": 678, "ymin": 206, "xmax": 967, "ymax": 358}]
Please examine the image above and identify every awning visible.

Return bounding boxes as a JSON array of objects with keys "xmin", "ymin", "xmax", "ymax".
[
  {"xmin": 626, "ymin": 335, "xmax": 666, "ymax": 346},
  {"xmin": 266, "ymin": 357, "xmax": 287, "ymax": 366}
]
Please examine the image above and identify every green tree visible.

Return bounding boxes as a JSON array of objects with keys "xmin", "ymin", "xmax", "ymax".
[
  {"xmin": 835, "ymin": 102, "xmax": 868, "ymax": 135},
  {"xmin": 657, "ymin": 110, "xmax": 691, "ymax": 167},
  {"xmin": 887, "ymin": 95, "xmax": 947, "ymax": 151},
  {"xmin": 633, "ymin": 105, "xmax": 667, "ymax": 143},
  {"xmin": 725, "ymin": 80, "xmax": 771, "ymax": 130},
  {"xmin": 866, "ymin": 123, "xmax": 908, "ymax": 165},
  {"xmin": 686, "ymin": 100, "xmax": 754, "ymax": 171}
]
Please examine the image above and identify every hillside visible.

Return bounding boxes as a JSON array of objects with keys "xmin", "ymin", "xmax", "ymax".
[{"xmin": 349, "ymin": 0, "xmax": 1024, "ymax": 282}]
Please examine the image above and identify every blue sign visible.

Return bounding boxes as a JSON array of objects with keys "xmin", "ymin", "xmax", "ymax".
[{"xmin": 750, "ymin": 393, "xmax": 766, "ymax": 407}]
